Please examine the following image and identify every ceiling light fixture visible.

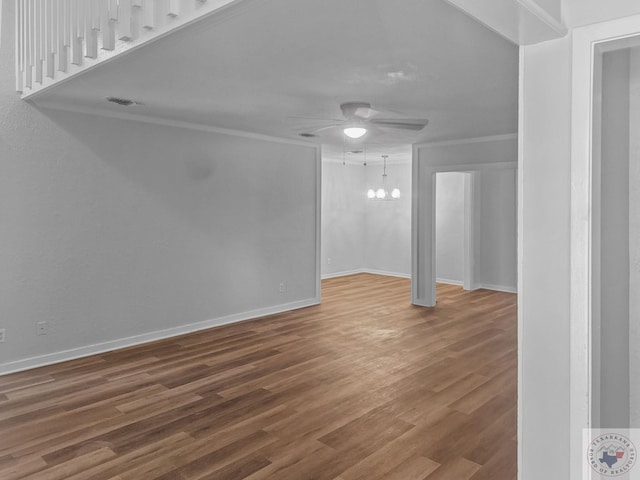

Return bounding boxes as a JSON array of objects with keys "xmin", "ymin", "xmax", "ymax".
[
  {"xmin": 367, "ymin": 155, "xmax": 400, "ymax": 200},
  {"xmin": 343, "ymin": 126, "xmax": 367, "ymax": 139}
]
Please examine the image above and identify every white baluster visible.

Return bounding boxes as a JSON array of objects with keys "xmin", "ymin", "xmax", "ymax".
[
  {"xmin": 142, "ymin": 0, "xmax": 154, "ymax": 30},
  {"xmin": 118, "ymin": 0, "xmax": 133, "ymax": 41},
  {"xmin": 45, "ymin": 0, "xmax": 54, "ymax": 78},
  {"xmin": 109, "ymin": 0, "xmax": 118, "ymax": 21},
  {"xmin": 168, "ymin": 0, "xmax": 179, "ymax": 17},
  {"xmin": 101, "ymin": 0, "xmax": 115, "ymax": 51},
  {"xmin": 85, "ymin": 0, "xmax": 98, "ymax": 58},
  {"xmin": 71, "ymin": 0, "xmax": 82, "ymax": 65},
  {"xmin": 58, "ymin": 0, "xmax": 68, "ymax": 72},
  {"xmin": 92, "ymin": 0, "xmax": 100, "ymax": 29},
  {"xmin": 35, "ymin": 0, "xmax": 43, "ymax": 83},
  {"xmin": 16, "ymin": 0, "xmax": 24, "ymax": 91}
]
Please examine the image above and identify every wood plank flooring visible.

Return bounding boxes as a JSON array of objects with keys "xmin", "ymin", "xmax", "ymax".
[{"xmin": 0, "ymin": 274, "xmax": 517, "ymax": 479}]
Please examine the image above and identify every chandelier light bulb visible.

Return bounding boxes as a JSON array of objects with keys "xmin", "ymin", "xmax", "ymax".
[
  {"xmin": 343, "ymin": 127, "xmax": 367, "ymax": 139},
  {"xmin": 366, "ymin": 155, "xmax": 401, "ymax": 200}
]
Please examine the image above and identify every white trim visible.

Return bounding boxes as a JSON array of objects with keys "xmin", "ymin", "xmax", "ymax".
[
  {"xmin": 517, "ymin": 45, "xmax": 525, "ymax": 480},
  {"xmin": 463, "ymin": 172, "xmax": 477, "ymax": 291},
  {"xmin": 428, "ymin": 161, "xmax": 518, "ymax": 173},
  {"xmin": 321, "ymin": 156, "xmax": 411, "ymax": 166},
  {"xmin": 364, "ymin": 269, "xmax": 411, "ymax": 279},
  {"xmin": 414, "ymin": 133, "xmax": 518, "ymax": 149},
  {"xmin": 515, "ymin": 0, "xmax": 566, "ymax": 37},
  {"xmin": 475, "ymin": 283, "xmax": 517, "ymax": 294},
  {"xmin": 411, "ymin": 144, "xmax": 422, "ymax": 305},
  {"xmin": 322, "ymin": 269, "xmax": 411, "ymax": 280},
  {"xmin": 315, "ymin": 146, "xmax": 322, "ymax": 301},
  {"xmin": 443, "ymin": 0, "xmax": 566, "ymax": 46},
  {"xmin": 570, "ymin": 14, "xmax": 640, "ymax": 480},
  {"xmin": 33, "ymin": 100, "xmax": 318, "ymax": 148},
  {"xmin": 321, "ymin": 269, "xmax": 366, "ymax": 279},
  {"xmin": 436, "ymin": 277, "xmax": 516, "ymax": 293},
  {"xmin": 0, "ymin": 297, "xmax": 320, "ymax": 376}
]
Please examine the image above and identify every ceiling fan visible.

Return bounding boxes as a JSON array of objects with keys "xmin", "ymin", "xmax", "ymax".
[{"xmin": 292, "ymin": 102, "xmax": 429, "ymax": 139}]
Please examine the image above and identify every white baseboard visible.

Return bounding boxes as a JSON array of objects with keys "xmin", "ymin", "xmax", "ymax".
[
  {"xmin": 363, "ymin": 269, "xmax": 411, "ymax": 279},
  {"xmin": 0, "ymin": 297, "xmax": 320, "ymax": 376},
  {"xmin": 435, "ymin": 278, "xmax": 516, "ymax": 293},
  {"xmin": 322, "ymin": 269, "xmax": 411, "ymax": 280},
  {"xmin": 321, "ymin": 269, "xmax": 366, "ymax": 279},
  {"xmin": 475, "ymin": 283, "xmax": 517, "ymax": 293}
]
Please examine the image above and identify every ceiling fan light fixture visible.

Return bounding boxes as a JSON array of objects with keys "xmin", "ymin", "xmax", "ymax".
[{"xmin": 343, "ymin": 127, "xmax": 367, "ymax": 139}]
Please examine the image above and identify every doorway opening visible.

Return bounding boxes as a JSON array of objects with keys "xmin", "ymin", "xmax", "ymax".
[
  {"xmin": 320, "ymin": 147, "xmax": 412, "ymax": 283},
  {"xmin": 570, "ymin": 19, "xmax": 640, "ymax": 473}
]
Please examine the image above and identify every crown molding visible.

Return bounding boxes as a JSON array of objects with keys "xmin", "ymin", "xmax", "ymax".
[
  {"xmin": 33, "ymin": 100, "xmax": 320, "ymax": 149},
  {"xmin": 443, "ymin": 0, "xmax": 567, "ymax": 46},
  {"xmin": 415, "ymin": 133, "xmax": 517, "ymax": 149}
]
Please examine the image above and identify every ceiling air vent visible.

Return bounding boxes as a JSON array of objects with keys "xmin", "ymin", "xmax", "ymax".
[{"xmin": 106, "ymin": 97, "xmax": 138, "ymax": 106}]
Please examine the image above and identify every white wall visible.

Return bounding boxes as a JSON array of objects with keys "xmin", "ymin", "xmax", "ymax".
[
  {"xmin": 519, "ymin": 36, "xmax": 573, "ymax": 480},
  {"xmin": 433, "ymin": 168, "xmax": 518, "ymax": 291},
  {"xmin": 478, "ymin": 168, "xmax": 517, "ymax": 291},
  {"xmin": 0, "ymin": 4, "xmax": 320, "ymax": 373},
  {"xmin": 364, "ymin": 161, "xmax": 412, "ymax": 277},
  {"xmin": 435, "ymin": 172, "xmax": 465, "ymax": 284},
  {"xmin": 321, "ymin": 158, "xmax": 412, "ymax": 278},
  {"xmin": 564, "ymin": 0, "xmax": 640, "ymax": 28},
  {"xmin": 321, "ymin": 160, "xmax": 366, "ymax": 277}
]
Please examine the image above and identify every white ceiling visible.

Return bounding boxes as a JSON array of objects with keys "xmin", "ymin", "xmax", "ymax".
[{"xmin": 34, "ymin": 0, "xmax": 518, "ymax": 162}]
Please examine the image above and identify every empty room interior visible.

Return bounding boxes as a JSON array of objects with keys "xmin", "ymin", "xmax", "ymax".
[{"xmin": 2, "ymin": 1, "xmax": 640, "ymax": 479}]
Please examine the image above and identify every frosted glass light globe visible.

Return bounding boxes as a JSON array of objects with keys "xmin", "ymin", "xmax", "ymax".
[
  {"xmin": 391, "ymin": 188, "xmax": 401, "ymax": 199},
  {"xmin": 343, "ymin": 127, "xmax": 367, "ymax": 139}
]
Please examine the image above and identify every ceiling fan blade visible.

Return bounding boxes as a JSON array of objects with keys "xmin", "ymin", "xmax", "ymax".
[
  {"xmin": 287, "ymin": 117, "xmax": 347, "ymax": 132},
  {"xmin": 291, "ymin": 123, "xmax": 343, "ymax": 134},
  {"xmin": 353, "ymin": 106, "xmax": 380, "ymax": 119},
  {"xmin": 368, "ymin": 118, "xmax": 429, "ymax": 131},
  {"xmin": 287, "ymin": 115, "xmax": 346, "ymax": 123}
]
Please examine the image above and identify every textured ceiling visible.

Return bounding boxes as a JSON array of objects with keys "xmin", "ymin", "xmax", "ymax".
[{"xmin": 34, "ymin": 0, "xmax": 519, "ymax": 161}]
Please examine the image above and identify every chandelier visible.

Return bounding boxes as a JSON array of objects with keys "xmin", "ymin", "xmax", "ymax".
[{"xmin": 367, "ymin": 155, "xmax": 400, "ymax": 200}]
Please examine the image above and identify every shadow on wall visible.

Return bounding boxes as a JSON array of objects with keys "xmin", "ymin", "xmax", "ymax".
[{"xmin": 36, "ymin": 107, "xmax": 317, "ymax": 237}]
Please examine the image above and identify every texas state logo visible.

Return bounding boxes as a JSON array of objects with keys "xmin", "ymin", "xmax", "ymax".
[{"xmin": 587, "ymin": 432, "xmax": 637, "ymax": 477}]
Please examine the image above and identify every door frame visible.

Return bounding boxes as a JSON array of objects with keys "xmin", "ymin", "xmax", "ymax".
[
  {"xmin": 411, "ymin": 134, "xmax": 517, "ymax": 306},
  {"xmin": 570, "ymin": 14, "xmax": 640, "ymax": 480}
]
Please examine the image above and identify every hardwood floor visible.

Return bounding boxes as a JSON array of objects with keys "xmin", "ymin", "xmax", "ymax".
[{"xmin": 0, "ymin": 274, "xmax": 517, "ymax": 479}]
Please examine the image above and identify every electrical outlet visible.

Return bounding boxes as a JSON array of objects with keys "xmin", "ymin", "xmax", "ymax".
[
  {"xmin": 36, "ymin": 321, "xmax": 48, "ymax": 336},
  {"xmin": 279, "ymin": 283, "xmax": 285, "ymax": 293},
  {"xmin": 327, "ymin": 257, "xmax": 332, "ymax": 265},
  {"xmin": 0, "ymin": 329, "xmax": 5, "ymax": 343}
]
